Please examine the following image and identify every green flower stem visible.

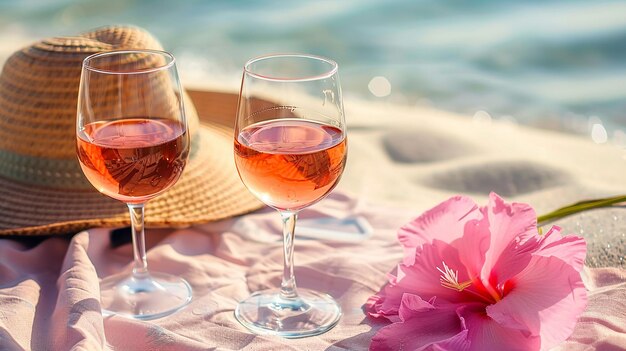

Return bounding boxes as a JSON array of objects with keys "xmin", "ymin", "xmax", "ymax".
[{"xmin": 537, "ymin": 195, "xmax": 626, "ymax": 225}]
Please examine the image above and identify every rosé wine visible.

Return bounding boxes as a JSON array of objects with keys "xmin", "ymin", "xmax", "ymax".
[
  {"xmin": 234, "ymin": 119, "xmax": 346, "ymax": 211},
  {"xmin": 77, "ymin": 118, "xmax": 188, "ymax": 203}
]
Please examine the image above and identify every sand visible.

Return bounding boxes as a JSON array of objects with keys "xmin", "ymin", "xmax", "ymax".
[
  {"xmin": 335, "ymin": 98, "xmax": 626, "ymax": 268},
  {"xmin": 185, "ymin": 82, "xmax": 626, "ymax": 269}
]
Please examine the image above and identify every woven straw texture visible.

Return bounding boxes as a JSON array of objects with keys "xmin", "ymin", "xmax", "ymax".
[{"xmin": 0, "ymin": 26, "xmax": 262, "ymax": 236}]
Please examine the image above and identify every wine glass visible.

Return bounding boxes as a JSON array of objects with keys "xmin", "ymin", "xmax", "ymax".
[
  {"xmin": 76, "ymin": 50, "xmax": 192, "ymax": 320},
  {"xmin": 233, "ymin": 54, "xmax": 347, "ymax": 337}
]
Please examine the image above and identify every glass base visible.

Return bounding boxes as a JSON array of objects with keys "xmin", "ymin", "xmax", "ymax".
[
  {"xmin": 100, "ymin": 271, "xmax": 192, "ymax": 320},
  {"xmin": 234, "ymin": 288, "xmax": 342, "ymax": 338}
]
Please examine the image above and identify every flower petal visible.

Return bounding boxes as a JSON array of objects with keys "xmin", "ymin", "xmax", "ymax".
[
  {"xmin": 534, "ymin": 226, "xmax": 586, "ymax": 272},
  {"xmin": 460, "ymin": 304, "xmax": 541, "ymax": 351},
  {"xmin": 455, "ymin": 216, "xmax": 490, "ymax": 280},
  {"xmin": 366, "ymin": 294, "xmax": 398, "ymax": 321},
  {"xmin": 398, "ymin": 196, "xmax": 480, "ymax": 265},
  {"xmin": 481, "ymin": 193, "xmax": 538, "ymax": 284},
  {"xmin": 367, "ymin": 240, "xmax": 473, "ymax": 320},
  {"xmin": 370, "ymin": 294, "xmax": 468, "ymax": 351},
  {"xmin": 398, "ymin": 293, "xmax": 436, "ymax": 318},
  {"xmin": 486, "ymin": 256, "xmax": 587, "ymax": 350},
  {"xmin": 429, "ymin": 329, "xmax": 470, "ymax": 351}
]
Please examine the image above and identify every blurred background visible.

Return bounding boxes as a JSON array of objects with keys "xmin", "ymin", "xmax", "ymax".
[{"xmin": 1, "ymin": 0, "xmax": 625, "ymax": 138}]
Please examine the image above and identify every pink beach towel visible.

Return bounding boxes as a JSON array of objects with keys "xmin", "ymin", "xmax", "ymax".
[{"xmin": 0, "ymin": 192, "xmax": 624, "ymax": 350}]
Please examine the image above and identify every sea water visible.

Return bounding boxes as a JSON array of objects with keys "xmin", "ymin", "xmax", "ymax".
[{"xmin": 1, "ymin": 0, "xmax": 625, "ymax": 136}]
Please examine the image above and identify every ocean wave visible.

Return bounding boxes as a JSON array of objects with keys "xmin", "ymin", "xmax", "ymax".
[{"xmin": 1, "ymin": 0, "xmax": 625, "ymax": 135}]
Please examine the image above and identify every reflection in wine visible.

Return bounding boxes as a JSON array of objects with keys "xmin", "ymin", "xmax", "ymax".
[
  {"xmin": 77, "ymin": 118, "xmax": 188, "ymax": 203},
  {"xmin": 234, "ymin": 118, "xmax": 346, "ymax": 211}
]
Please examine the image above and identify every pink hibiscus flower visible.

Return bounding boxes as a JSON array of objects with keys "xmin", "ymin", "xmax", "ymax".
[{"xmin": 367, "ymin": 193, "xmax": 587, "ymax": 351}]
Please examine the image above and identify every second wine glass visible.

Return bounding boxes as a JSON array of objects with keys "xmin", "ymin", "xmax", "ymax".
[
  {"xmin": 76, "ymin": 50, "xmax": 192, "ymax": 320},
  {"xmin": 234, "ymin": 54, "xmax": 347, "ymax": 337}
]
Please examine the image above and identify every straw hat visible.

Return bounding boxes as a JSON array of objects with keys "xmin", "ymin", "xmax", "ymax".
[{"xmin": 0, "ymin": 25, "xmax": 261, "ymax": 236}]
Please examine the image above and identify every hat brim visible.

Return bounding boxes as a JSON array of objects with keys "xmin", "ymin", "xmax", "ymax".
[{"xmin": 0, "ymin": 90, "xmax": 263, "ymax": 236}]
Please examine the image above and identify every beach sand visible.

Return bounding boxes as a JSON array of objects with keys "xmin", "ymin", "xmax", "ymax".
[
  {"xmin": 186, "ymin": 84, "xmax": 626, "ymax": 268},
  {"xmin": 338, "ymin": 98, "xmax": 626, "ymax": 268}
]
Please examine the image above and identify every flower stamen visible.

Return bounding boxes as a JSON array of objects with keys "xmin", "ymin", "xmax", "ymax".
[{"xmin": 437, "ymin": 261, "xmax": 472, "ymax": 292}]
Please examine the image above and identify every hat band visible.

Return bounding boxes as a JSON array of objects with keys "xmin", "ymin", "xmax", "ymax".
[
  {"xmin": 0, "ymin": 131, "xmax": 200, "ymax": 189},
  {"xmin": 0, "ymin": 149, "xmax": 91, "ymax": 189}
]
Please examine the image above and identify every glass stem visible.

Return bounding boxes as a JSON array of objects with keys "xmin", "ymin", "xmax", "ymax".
[
  {"xmin": 128, "ymin": 203, "xmax": 149, "ymax": 280},
  {"xmin": 279, "ymin": 211, "xmax": 299, "ymax": 300}
]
